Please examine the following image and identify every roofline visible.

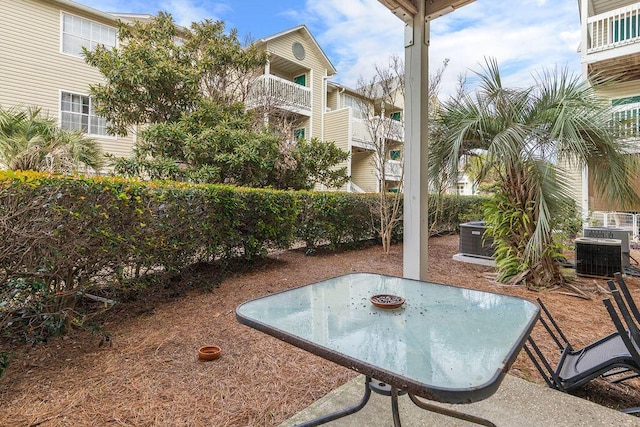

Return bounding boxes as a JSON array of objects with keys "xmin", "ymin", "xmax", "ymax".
[
  {"xmin": 256, "ymin": 25, "xmax": 337, "ymax": 76},
  {"xmin": 45, "ymin": 0, "xmax": 120, "ymax": 22}
]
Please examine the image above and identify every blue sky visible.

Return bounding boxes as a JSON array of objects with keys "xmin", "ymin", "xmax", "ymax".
[{"xmin": 75, "ymin": 0, "xmax": 582, "ymax": 98}]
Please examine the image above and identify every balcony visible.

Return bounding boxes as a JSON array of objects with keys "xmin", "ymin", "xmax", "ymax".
[
  {"xmin": 587, "ymin": 3, "xmax": 640, "ymax": 53},
  {"xmin": 350, "ymin": 116, "xmax": 404, "ymax": 151},
  {"xmin": 585, "ymin": 3, "xmax": 640, "ymax": 82},
  {"xmin": 247, "ymin": 74, "xmax": 311, "ymax": 115},
  {"xmin": 384, "ymin": 160, "xmax": 402, "ymax": 182}
]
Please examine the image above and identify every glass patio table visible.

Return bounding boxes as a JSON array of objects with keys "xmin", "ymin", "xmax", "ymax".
[{"xmin": 236, "ymin": 273, "xmax": 539, "ymax": 426}]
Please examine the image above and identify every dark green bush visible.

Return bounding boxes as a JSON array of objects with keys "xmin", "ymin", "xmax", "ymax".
[
  {"xmin": 0, "ymin": 171, "xmax": 298, "ymax": 341},
  {"xmin": 0, "ymin": 170, "xmax": 489, "ymax": 344},
  {"xmin": 295, "ymin": 192, "xmax": 375, "ymax": 252}
]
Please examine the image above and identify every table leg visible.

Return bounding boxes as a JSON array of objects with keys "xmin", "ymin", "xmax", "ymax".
[
  {"xmin": 408, "ymin": 393, "xmax": 497, "ymax": 427},
  {"xmin": 295, "ymin": 377, "xmax": 373, "ymax": 427},
  {"xmin": 390, "ymin": 387, "xmax": 402, "ymax": 427}
]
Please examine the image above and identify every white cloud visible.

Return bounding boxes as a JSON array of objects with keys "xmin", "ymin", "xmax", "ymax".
[{"xmin": 300, "ymin": 0, "xmax": 582, "ymax": 99}]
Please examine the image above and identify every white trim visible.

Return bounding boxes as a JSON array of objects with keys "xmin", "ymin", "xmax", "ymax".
[{"xmin": 309, "ymin": 69, "xmax": 313, "ymax": 138}]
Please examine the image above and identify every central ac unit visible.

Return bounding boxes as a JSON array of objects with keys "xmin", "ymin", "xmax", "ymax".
[
  {"xmin": 575, "ymin": 237, "xmax": 622, "ymax": 278},
  {"xmin": 583, "ymin": 227, "xmax": 630, "ymax": 268},
  {"xmin": 459, "ymin": 221, "xmax": 494, "ymax": 259}
]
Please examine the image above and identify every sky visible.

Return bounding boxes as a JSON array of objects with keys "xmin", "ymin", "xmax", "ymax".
[{"xmin": 75, "ymin": 0, "xmax": 583, "ymax": 99}]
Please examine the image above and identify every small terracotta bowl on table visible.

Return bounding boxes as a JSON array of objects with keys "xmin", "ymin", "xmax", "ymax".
[
  {"xmin": 370, "ymin": 294, "xmax": 405, "ymax": 309},
  {"xmin": 198, "ymin": 345, "xmax": 221, "ymax": 361}
]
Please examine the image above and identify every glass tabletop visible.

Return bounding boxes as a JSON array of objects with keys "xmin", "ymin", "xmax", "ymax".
[{"xmin": 236, "ymin": 273, "xmax": 539, "ymax": 403}]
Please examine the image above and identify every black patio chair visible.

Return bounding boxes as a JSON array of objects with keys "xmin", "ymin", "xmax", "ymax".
[
  {"xmin": 602, "ymin": 274, "xmax": 640, "ymax": 383},
  {"xmin": 523, "ymin": 298, "xmax": 636, "ymax": 392},
  {"xmin": 613, "ymin": 272, "xmax": 640, "ymax": 326},
  {"xmin": 602, "ymin": 292, "xmax": 640, "ymax": 414}
]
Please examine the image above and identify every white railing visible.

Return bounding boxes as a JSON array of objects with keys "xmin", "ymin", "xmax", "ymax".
[
  {"xmin": 384, "ymin": 160, "xmax": 403, "ymax": 181},
  {"xmin": 613, "ymin": 102, "xmax": 640, "ymax": 138},
  {"xmin": 587, "ymin": 3, "xmax": 640, "ymax": 52},
  {"xmin": 248, "ymin": 74, "xmax": 311, "ymax": 112},
  {"xmin": 588, "ymin": 211, "xmax": 638, "ymax": 240},
  {"xmin": 351, "ymin": 116, "xmax": 404, "ymax": 147}
]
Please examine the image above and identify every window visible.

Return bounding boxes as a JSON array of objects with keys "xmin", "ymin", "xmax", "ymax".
[
  {"xmin": 293, "ymin": 74, "xmax": 306, "ymax": 87},
  {"xmin": 61, "ymin": 13, "xmax": 116, "ymax": 57},
  {"xmin": 390, "ymin": 111, "xmax": 402, "ymax": 121},
  {"xmin": 294, "ymin": 128, "xmax": 306, "ymax": 141},
  {"xmin": 613, "ymin": 14, "xmax": 638, "ymax": 43},
  {"xmin": 60, "ymin": 92, "xmax": 108, "ymax": 136},
  {"xmin": 343, "ymin": 94, "xmax": 368, "ymax": 120}
]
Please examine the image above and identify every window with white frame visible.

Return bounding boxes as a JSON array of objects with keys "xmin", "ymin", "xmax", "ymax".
[
  {"xmin": 61, "ymin": 13, "xmax": 117, "ymax": 57},
  {"xmin": 60, "ymin": 92, "xmax": 108, "ymax": 136},
  {"xmin": 343, "ymin": 94, "xmax": 368, "ymax": 120}
]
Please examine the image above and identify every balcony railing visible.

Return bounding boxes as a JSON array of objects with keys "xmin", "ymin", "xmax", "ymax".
[
  {"xmin": 248, "ymin": 74, "xmax": 311, "ymax": 113},
  {"xmin": 613, "ymin": 101, "xmax": 640, "ymax": 139},
  {"xmin": 351, "ymin": 116, "xmax": 404, "ymax": 148},
  {"xmin": 587, "ymin": 3, "xmax": 640, "ymax": 53},
  {"xmin": 384, "ymin": 160, "xmax": 402, "ymax": 182}
]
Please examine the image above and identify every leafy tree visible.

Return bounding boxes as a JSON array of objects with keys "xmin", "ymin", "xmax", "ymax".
[
  {"xmin": 86, "ymin": 13, "xmax": 347, "ymax": 190},
  {"xmin": 0, "ymin": 107, "xmax": 104, "ymax": 172},
  {"xmin": 84, "ymin": 12, "xmax": 267, "ymax": 136},
  {"xmin": 430, "ymin": 59, "xmax": 639, "ymax": 289},
  {"xmin": 113, "ymin": 100, "xmax": 348, "ymax": 189}
]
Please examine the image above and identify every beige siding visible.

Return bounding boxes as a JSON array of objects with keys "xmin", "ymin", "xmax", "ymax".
[
  {"xmin": 266, "ymin": 31, "xmax": 328, "ymax": 140},
  {"xmin": 326, "ymin": 89, "xmax": 338, "ymax": 111},
  {"xmin": 0, "ymin": 0, "xmax": 135, "ymax": 159},
  {"xmin": 322, "ymin": 109, "xmax": 350, "ymax": 191},
  {"xmin": 323, "ymin": 109, "xmax": 349, "ymax": 152},
  {"xmin": 596, "ymin": 81, "xmax": 640, "ymax": 100},
  {"xmin": 351, "ymin": 151, "xmax": 378, "ymax": 193}
]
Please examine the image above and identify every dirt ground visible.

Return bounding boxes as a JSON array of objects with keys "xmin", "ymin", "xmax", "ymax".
[{"xmin": 1, "ymin": 234, "xmax": 640, "ymax": 426}]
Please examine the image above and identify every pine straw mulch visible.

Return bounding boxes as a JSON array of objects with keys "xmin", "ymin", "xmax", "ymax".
[{"xmin": 1, "ymin": 234, "xmax": 640, "ymax": 426}]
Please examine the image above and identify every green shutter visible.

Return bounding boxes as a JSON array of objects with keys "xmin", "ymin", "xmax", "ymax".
[
  {"xmin": 390, "ymin": 150, "xmax": 401, "ymax": 160},
  {"xmin": 390, "ymin": 111, "xmax": 401, "ymax": 121},
  {"xmin": 612, "ymin": 96, "xmax": 640, "ymax": 107},
  {"xmin": 294, "ymin": 128, "xmax": 305, "ymax": 141},
  {"xmin": 293, "ymin": 74, "xmax": 306, "ymax": 87}
]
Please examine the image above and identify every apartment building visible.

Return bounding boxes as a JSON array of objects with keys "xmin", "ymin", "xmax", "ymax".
[
  {"xmin": 249, "ymin": 25, "xmax": 404, "ymax": 193},
  {"xmin": 0, "ymin": 1, "xmax": 403, "ymax": 192},
  {"xmin": 0, "ymin": 0, "xmax": 137, "ymax": 159},
  {"xmin": 577, "ymin": 0, "xmax": 640, "ymax": 212}
]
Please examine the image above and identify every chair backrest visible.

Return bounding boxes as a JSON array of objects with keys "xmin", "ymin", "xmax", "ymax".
[
  {"xmin": 607, "ymin": 279, "xmax": 640, "ymax": 343},
  {"xmin": 603, "ymin": 294, "xmax": 640, "ymax": 365},
  {"xmin": 522, "ymin": 298, "xmax": 574, "ymax": 391},
  {"xmin": 522, "ymin": 337, "xmax": 566, "ymax": 391},
  {"xmin": 614, "ymin": 272, "xmax": 640, "ymax": 325},
  {"xmin": 536, "ymin": 298, "xmax": 572, "ymax": 352}
]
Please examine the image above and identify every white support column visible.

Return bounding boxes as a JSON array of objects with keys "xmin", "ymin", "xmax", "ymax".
[{"xmin": 403, "ymin": 1, "xmax": 430, "ymax": 280}]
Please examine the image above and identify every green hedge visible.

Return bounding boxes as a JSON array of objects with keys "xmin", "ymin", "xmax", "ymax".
[
  {"xmin": 295, "ymin": 192, "xmax": 375, "ymax": 252},
  {"xmin": 0, "ymin": 171, "xmax": 489, "ymax": 345},
  {"xmin": 0, "ymin": 171, "xmax": 298, "ymax": 342}
]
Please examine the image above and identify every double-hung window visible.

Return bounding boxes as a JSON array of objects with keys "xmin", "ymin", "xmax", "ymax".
[
  {"xmin": 61, "ymin": 12, "xmax": 116, "ymax": 57},
  {"xmin": 61, "ymin": 92, "xmax": 108, "ymax": 136}
]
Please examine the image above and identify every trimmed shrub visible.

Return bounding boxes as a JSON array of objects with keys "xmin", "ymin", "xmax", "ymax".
[{"xmin": 0, "ymin": 171, "xmax": 298, "ymax": 341}]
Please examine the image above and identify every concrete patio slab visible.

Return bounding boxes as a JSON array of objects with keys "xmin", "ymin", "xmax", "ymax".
[{"xmin": 280, "ymin": 375, "xmax": 640, "ymax": 426}]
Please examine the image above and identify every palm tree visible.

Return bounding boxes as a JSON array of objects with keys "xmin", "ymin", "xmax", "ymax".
[
  {"xmin": 430, "ymin": 59, "xmax": 639, "ymax": 289},
  {"xmin": 0, "ymin": 107, "xmax": 104, "ymax": 173}
]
